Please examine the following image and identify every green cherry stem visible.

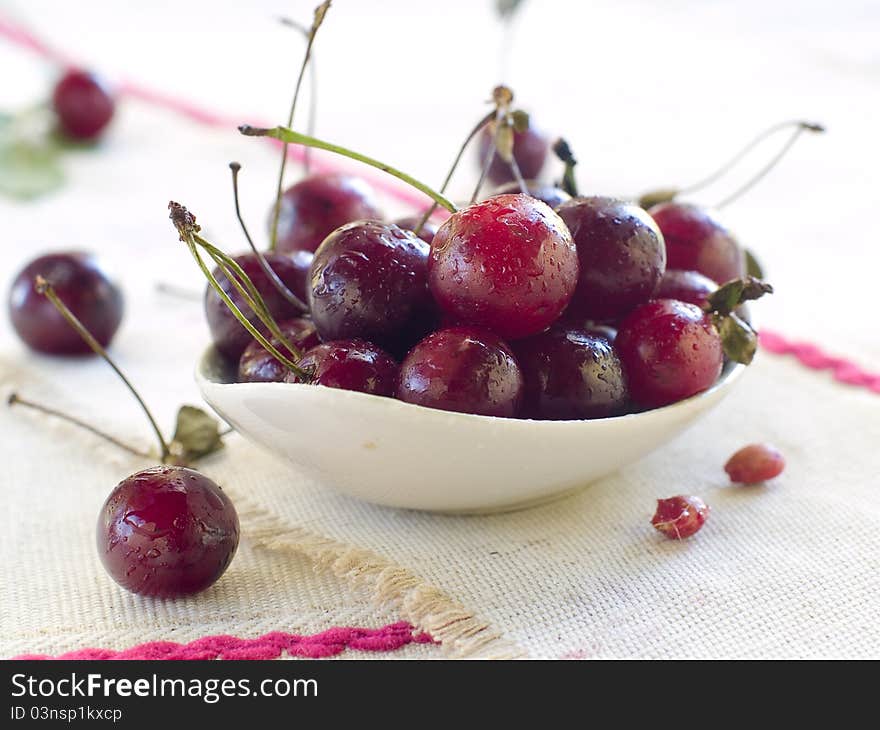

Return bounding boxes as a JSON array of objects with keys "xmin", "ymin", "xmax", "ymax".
[
  {"xmin": 8, "ymin": 392, "xmax": 151, "ymax": 459},
  {"xmin": 414, "ymin": 109, "xmax": 496, "ymax": 235},
  {"xmin": 240, "ymin": 125, "xmax": 458, "ymax": 213},
  {"xmin": 269, "ymin": 1, "xmax": 332, "ymax": 251},
  {"xmin": 229, "ymin": 162, "xmax": 308, "ymax": 313},
  {"xmin": 279, "ymin": 16, "xmax": 320, "ymax": 174},
  {"xmin": 34, "ymin": 276, "xmax": 171, "ymax": 463}
]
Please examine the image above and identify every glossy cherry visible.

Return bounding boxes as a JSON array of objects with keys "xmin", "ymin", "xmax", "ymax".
[
  {"xmin": 648, "ymin": 202, "xmax": 745, "ymax": 285},
  {"xmin": 238, "ymin": 317, "xmax": 320, "ymax": 383},
  {"xmin": 428, "ymin": 194, "xmax": 578, "ymax": 340},
  {"xmin": 397, "ymin": 327, "xmax": 524, "ymax": 417},
  {"xmin": 9, "ymin": 252, "xmax": 123, "ymax": 355},
  {"xmin": 97, "ymin": 466, "xmax": 239, "ymax": 597},
  {"xmin": 514, "ymin": 326, "xmax": 628, "ymax": 420},
  {"xmin": 615, "ymin": 299, "xmax": 723, "ymax": 408},
  {"xmin": 491, "ymin": 180, "xmax": 571, "ymax": 209},
  {"xmin": 557, "ymin": 196, "xmax": 666, "ymax": 321},
  {"xmin": 204, "ymin": 252, "xmax": 308, "ymax": 359},
  {"xmin": 477, "ymin": 123, "xmax": 548, "ymax": 185},
  {"xmin": 285, "ymin": 339, "xmax": 398, "ymax": 396},
  {"xmin": 52, "ymin": 69, "xmax": 115, "ymax": 141},
  {"xmin": 392, "ymin": 215, "xmax": 438, "ymax": 244},
  {"xmin": 309, "ymin": 221, "xmax": 434, "ymax": 355},
  {"xmin": 725, "ymin": 443, "xmax": 786, "ymax": 483},
  {"xmin": 651, "ymin": 495, "xmax": 709, "ymax": 540},
  {"xmin": 655, "ymin": 269, "xmax": 718, "ymax": 308},
  {"xmin": 274, "ymin": 172, "xmax": 382, "ymax": 253}
]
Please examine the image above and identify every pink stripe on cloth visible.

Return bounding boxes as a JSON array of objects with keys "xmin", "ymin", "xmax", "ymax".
[
  {"xmin": 760, "ymin": 330, "xmax": 880, "ymax": 394},
  {"xmin": 12, "ymin": 622, "xmax": 435, "ymax": 661}
]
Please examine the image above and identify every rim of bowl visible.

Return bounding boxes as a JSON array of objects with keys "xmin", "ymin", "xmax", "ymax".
[{"xmin": 196, "ymin": 345, "xmax": 747, "ymax": 428}]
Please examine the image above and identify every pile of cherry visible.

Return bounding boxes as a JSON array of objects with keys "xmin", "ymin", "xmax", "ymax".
[
  {"xmin": 211, "ymin": 126, "xmax": 760, "ymax": 420},
  {"xmin": 6, "ymin": 61, "xmax": 789, "ymax": 604}
]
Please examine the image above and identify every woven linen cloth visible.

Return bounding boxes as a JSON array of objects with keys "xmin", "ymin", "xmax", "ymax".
[{"xmin": 2, "ymin": 0, "xmax": 879, "ymax": 659}]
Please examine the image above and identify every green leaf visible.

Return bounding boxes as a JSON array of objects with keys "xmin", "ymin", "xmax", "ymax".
[
  {"xmin": 0, "ymin": 138, "xmax": 65, "ymax": 200},
  {"xmin": 714, "ymin": 312, "xmax": 759, "ymax": 365},
  {"xmin": 510, "ymin": 110, "xmax": 530, "ymax": 133},
  {"xmin": 744, "ymin": 248, "xmax": 764, "ymax": 279},
  {"xmin": 706, "ymin": 276, "xmax": 773, "ymax": 316},
  {"xmin": 170, "ymin": 405, "xmax": 225, "ymax": 465}
]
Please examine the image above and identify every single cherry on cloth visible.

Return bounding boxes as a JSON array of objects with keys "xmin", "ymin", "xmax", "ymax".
[
  {"xmin": 98, "ymin": 466, "xmax": 240, "ymax": 598},
  {"xmin": 615, "ymin": 299, "xmax": 723, "ymax": 408},
  {"xmin": 477, "ymin": 123, "xmax": 548, "ymax": 185},
  {"xmin": 274, "ymin": 172, "xmax": 383, "ymax": 253},
  {"xmin": 648, "ymin": 202, "xmax": 745, "ymax": 285},
  {"xmin": 556, "ymin": 196, "xmax": 666, "ymax": 321},
  {"xmin": 428, "ymin": 194, "xmax": 579, "ymax": 340},
  {"xmin": 491, "ymin": 180, "xmax": 571, "ymax": 209},
  {"xmin": 238, "ymin": 317, "xmax": 320, "ymax": 383},
  {"xmin": 309, "ymin": 221, "xmax": 434, "ymax": 355},
  {"xmin": 9, "ymin": 252, "xmax": 124, "ymax": 355},
  {"xmin": 397, "ymin": 326, "xmax": 524, "ymax": 418},
  {"xmin": 392, "ymin": 215, "xmax": 439, "ymax": 245},
  {"xmin": 655, "ymin": 269, "xmax": 718, "ymax": 308},
  {"xmin": 285, "ymin": 339, "xmax": 398, "ymax": 396},
  {"xmin": 651, "ymin": 495, "xmax": 709, "ymax": 540},
  {"xmin": 52, "ymin": 69, "xmax": 115, "ymax": 141},
  {"xmin": 514, "ymin": 326, "xmax": 628, "ymax": 420},
  {"xmin": 205, "ymin": 252, "xmax": 308, "ymax": 359}
]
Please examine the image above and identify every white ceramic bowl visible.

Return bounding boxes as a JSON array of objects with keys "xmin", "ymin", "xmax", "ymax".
[{"xmin": 196, "ymin": 347, "xmax": 745, "ymax": 513}]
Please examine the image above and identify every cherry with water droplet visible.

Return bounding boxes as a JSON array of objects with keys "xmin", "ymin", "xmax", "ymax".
[
  {"xmin": 397, "ymin": 326, "xmax": 524, "ymax": 417},
  {"xmin": 514, "ymin": 326, "xmax": 628, "ymax": 419},
  {"xmin": 285, "ymin": 339, "xmax": 398, "ymax": 396},
  {"xmin": 477, "ymin": 122, "xmax": 548, "ymax": 186},
  {"xmin": 655, "ymin": 269, "xmax": 718, "ymax": 308},
  {"xmin": 428, "ymin": 193, "xmax": 579, "ymax": 340},
  {"xmin": 98, "ymin": 466, "xmax": 239, "ymax": 597},
  {"xmin": 556, "ymin": 196, "xmax": 666, "ymax": 321},
  {"xmin": 490, "ymin": 180, "xmax": 571, "ymax": 209}
]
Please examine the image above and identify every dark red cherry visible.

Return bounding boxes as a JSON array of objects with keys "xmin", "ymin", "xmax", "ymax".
[
  {"xmin": 309, "ymin": 221, "xmax": 434, "ymax": 355},
  {"xmin": 204, "ymin": 252, "xmax": 307, "ymax": 359},
  {"xmin": 275, "ymin": 172, "xmax": 382, "ymax": 253},
  {"xmin": 648, "ymin": 202, "xmax": 745, "ymax": 284},
  {"xmin": 428, "ymin": 194, "xmax": 578, "ymax": 340},
  {"xmin": 52, "ymin": 69, "xmax": 115, "ymax": 141},
  {"xmin": 557, "ymin": 196, "xmax": 666, "ymax": 321},
  {"xmin": 392, "ymin": 215, "xmax": 438, "ymax": 244},
  {"xmin": 616, "ymin": 299, "xmax": 723, "ymax": 408},
  {"xmin": 97, "ymin": 466, "xmax": 239, "ymax": 598},
  {"xmin": 9, "ymin": 252, "xmax": 123, "ymax": 355},
  {"xmin": 397, "ymin": 327, "xmax": 524, "ymax": 417},
  {"xmin": 514, "ymin": 326, "xmax": 628, "ymax": 419},
  {"xmin": 238, "ymin": 317, "xmax": 320, "ymax": 383},
  {"xmin": 477, "ymin": 123, "xmax": 548, "ymax": 185},
  {"xmin": 491, "ymin": 180, "xmax": 571, "ymax": 209},
  {"xmin": 285, "ymin": 339, "xmax": 398, "ymax": 396},
  {"xmin": 655, "ymin": 269, "xmax": 718, "ymax": 308}
]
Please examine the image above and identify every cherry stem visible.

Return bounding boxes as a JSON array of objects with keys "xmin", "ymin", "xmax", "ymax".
[
  {"xmin": 240, "ymin": 125, "xmax": 458, "ymax": 213},
  {"xmin": 471, "ymin": 143, "xmax": 495, "ymax": 204},
  {"xmin": 279, "ymin": 16, "xmax": 319, "ymax": 174},
  {"xmin": 269, "ymin": 1, "xmax": 332, "ymax": 251},
  {"xmin": 229, "ymin": 162, "xmax": 308, "ymax": 313},
  {"xmin": 169, "ymin": 202, "xmax": 310, "ymax": 380},
  {"xmin": 714, "ymin": 121, "xmax": 823, "ymax": 209},
  {"xmin": 8, "ymin": 392, "xmax": 151, "ymax": 459},
  {"xmin": 34, "ymin": 276, "xmax": 171, "ymax": 463},
  {"xmin": 414, "ymin": 109, "xmax": 496, "ymax": 235}
]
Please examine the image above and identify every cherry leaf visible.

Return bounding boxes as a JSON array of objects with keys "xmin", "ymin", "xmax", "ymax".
[
  {"xmin": 170, "ymin": 405, "xmax": 224, "ymax": 465},
  {"xmin": 0, "ymin": 136, "xmax": 65, "ymax": 200}
]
